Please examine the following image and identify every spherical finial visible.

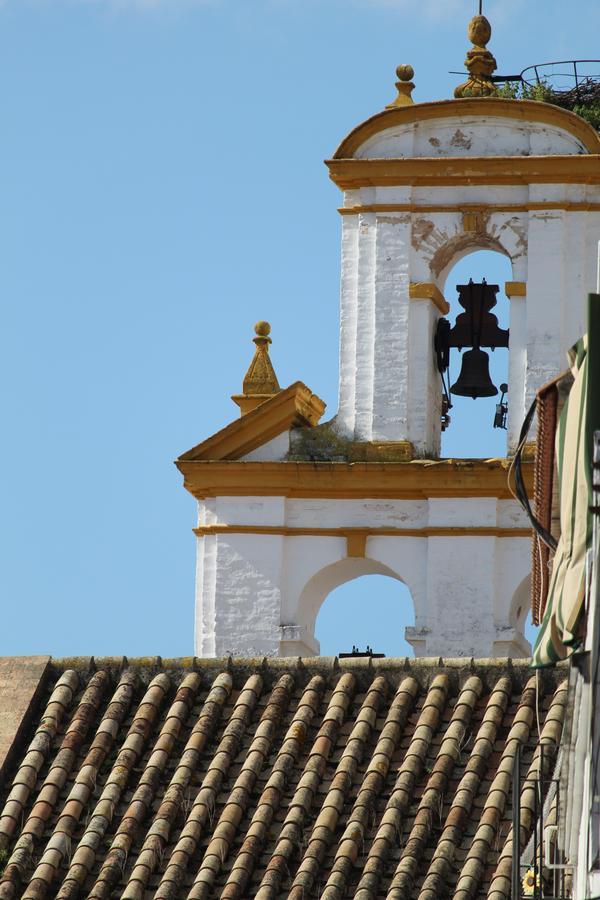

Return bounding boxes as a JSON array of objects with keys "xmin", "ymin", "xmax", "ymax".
[
  {"xmin": 467, "ymin": 14, "xmax": 491, "ymax": 47},
  {"xmin": 254, "ymin": 321, "xmax": 271, "ymax": 337},
  {"xmin": 386, "ymin": 64, "xmax": 415, "ymax": 109},
  {"xmin": 396, "ymin": 64, "xmax": 414, "ymax": 83}
]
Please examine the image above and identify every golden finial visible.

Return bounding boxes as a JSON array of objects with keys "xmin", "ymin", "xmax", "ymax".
[
  {"xmin": 454, "ymin": 10, "xmax": 498, "ymax": 98},
  {"xmin": 386, "ymin": 64, "xmax": 415, "ymax": 109},
  {"xmin": 231, "ymin": 321, "xmax": 281, "ymax": 416}
]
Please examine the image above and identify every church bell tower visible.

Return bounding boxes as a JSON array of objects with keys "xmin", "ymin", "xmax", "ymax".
[{"xmin": 177, "ymin": 13, "xmax": 600, "ymax": 659}]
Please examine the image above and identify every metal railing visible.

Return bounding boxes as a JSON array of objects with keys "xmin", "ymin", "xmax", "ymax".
[{"xmin": 511, "ymin": 743, "xmax": 569, "ymax": 900}]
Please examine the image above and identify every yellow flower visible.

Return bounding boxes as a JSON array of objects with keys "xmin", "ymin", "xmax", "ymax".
[{"xmin": 522, "ymin": 868, "xmax": 540, "ymax": 896}]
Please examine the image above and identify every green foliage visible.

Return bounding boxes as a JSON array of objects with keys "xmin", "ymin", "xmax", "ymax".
[
  {"xmin": 497, "ymin": 80, "xmax": 554, "ymax": 102},
  {"xmin": 496, "ymin": 79, "xmax": 600, "ymax": 131},
  {"xmin": 0, "ymin": 849, "xmax": 9, "ymax": 876},
  {"xmin": 572, "ymin": 103, "xmax": 600, "ymax": 131}
]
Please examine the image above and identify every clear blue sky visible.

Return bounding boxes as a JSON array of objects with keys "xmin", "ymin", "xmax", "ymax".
[{"xmin": 2, "ymin": 0, "xmax": 597, "ymax": 658}]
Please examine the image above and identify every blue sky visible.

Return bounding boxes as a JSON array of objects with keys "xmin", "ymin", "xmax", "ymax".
[{"xmin": 2, "ymin": 0, "xmax": 597, "ymax": 658}]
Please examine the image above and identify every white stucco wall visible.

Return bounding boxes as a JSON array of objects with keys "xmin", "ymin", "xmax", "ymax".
[
  {"xmin": 355, "ymin": 115, "xmax": 588, "ymax": 160},
  {"xmin": 241, "ymin": 431, "xmax": 290, "ymax": 461},
  {"xmin": 195, "ymin": 495, "xmax": 531, "ymax": 659}
]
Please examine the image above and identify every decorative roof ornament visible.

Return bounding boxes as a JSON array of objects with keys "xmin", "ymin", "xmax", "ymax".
[
  {"xmin": 386, "ymin": 64, "xmax": 415, "ymax": 108},
  {"xmin": 231, "ymin": 320, "xmax": 281, "ymax": 415},
  {"xmin": 454, "ymin": 5, "xmax": 499, "ymax": 99}
]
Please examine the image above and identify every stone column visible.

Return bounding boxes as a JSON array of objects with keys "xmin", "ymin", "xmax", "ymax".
[
  {"xmin": 194, "ymin": 498, "xmax": 286, "ymax": 658},
  {"xmin": 337, "ymin": 214, "xmax": 359, "ymax": 436},
  {"xmin": 525, "ymin": 209, "xmax": 567, "ymax": 410},
  {"xmin": 505, "ymin": 281, "xmax": 527, "ymax": 454},
  {"xmin": 407, "ymin": 287, "xmax": 445, "ymax": 457},
  {"xmin": 353, "ymin": 212, "xmax": 377, "ymax": 440},
  {"xmin": 371, "ymin": 214, "xmax": 412, "ymax": 441}
]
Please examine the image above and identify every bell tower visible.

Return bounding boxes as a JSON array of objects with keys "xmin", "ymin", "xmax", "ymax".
[
  {"xmin": 177, "ymin": 12, "xmax": 600, "ymax": 659},
  {"xmin": 329, "ymin": 16, "xmax": 600, "ymax": 457}
]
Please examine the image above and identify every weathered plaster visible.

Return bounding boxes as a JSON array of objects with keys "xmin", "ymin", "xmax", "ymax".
[{"xmin": 195, "ymin": 495, "xmax": 531, "ymax": 659}]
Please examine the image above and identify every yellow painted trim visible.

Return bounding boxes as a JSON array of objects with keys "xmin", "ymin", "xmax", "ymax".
[
  {"xmin": 409, "ymin": 282, "xmax": 450, "ymax": 314},
  {"xmin": 332, "ymin": 98, "xmax": 600, "ymax": 159},
  {"xmin": 326, "ymin": 155, "xmax": 600, "ymax": 191},
  {"xmin": 339, "ymin": 202, "xmax": 600, "ymax": 215},
  {"xmin": 178, "ymin": 382, "xmax": 326, "ymax": 462},
  {"xmin": 505, "ymin": 281, "xmax": 527, "ymax": 298},
  {"xmin": 346, "ymin": 531, "xmax": 368, "ymax": 558},
  {"xmin": 193, "ymin": 524, "xmax": 532, "ymax": 538},
  {"xmin": 178, "ymin": 458, "xmax": 532, "ymax": 500}
]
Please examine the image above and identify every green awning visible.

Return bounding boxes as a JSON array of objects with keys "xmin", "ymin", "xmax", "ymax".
[{"xmin": 532, "ymin": 337, "xmax": 592, "ymax": 667}]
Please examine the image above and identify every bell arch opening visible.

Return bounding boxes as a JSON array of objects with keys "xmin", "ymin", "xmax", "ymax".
[
  {"xmin": 439, "ymin": 248, "xmax": 514, "ymax": 459},
  {"xmin": 508, "ymin": 573, "xmax": 537, "ymax": 657},
  {"xmin": 304, "ymin": 559, "xmax": 416, "ymax": 658}
]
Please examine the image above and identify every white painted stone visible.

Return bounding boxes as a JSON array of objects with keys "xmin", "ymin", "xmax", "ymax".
[
  {"xmin": 241, "ymin": 431, "xmax": 290, "ymax": 461},
  {"xmin": 427, "ymin": 497, "xmax": 497, "ymax": 527},
  {"xmin": 214, "ymin": 496, "xmax": 285, "ymax": 527},
  {"xmin": 356, "ymin": 115, "xmax": 587, "ymax": 160},
  {"xmin": 285, "ymin": 498, "xmax": 428, "ymax": 528},
  {"xmin": 194, "ymin": 494, "xmax": 531, "ymax": 658}
]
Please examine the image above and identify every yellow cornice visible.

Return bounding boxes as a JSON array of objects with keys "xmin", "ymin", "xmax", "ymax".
[
  {"xmin": 177, "ymin": 382, "xmax": 326, "ymax": 463},
  {"xmin": 505, "ymin": 281, "xmax": 527, "ymax": 298},
  {"xmin": 326, "ymin": 155, "xmax": 600, "ymax": 191},
  {"xmin": 332, "ymin": 98, "xmax": 600, "ymax": 159},
  {"xmin": 177, "ymin": 458, "xmax": 532, "ymax": 500},
  {"xmin": 193, "ymin": 524, "xmax": 531, "ymax": 539},
  {"xmin": 339, "ymin": 202, "xmax": 600, "ymax": 215},
  {"xmin": 409, "ymin": 282, "xmax": 450, "ymax": 314}
]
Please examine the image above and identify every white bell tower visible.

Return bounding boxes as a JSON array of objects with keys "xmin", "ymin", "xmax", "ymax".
[{"xmin": 178, "ymin": 14, "xmax": 600, "ymax": 660}]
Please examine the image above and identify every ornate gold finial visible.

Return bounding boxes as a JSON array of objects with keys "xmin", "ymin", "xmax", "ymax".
[
  {"xmin": 454, "ymin": 13, "xmax": 498, "ymax": 98},
  {"xmin": 231, "ymin": 321, "xmax": 281, "ymax": 416},
  {"xmin": 386, "ymin": 64, "xmax": 415, "ymax": 109}
]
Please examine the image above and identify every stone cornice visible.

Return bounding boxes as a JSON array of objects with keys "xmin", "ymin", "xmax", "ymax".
[
  {"xmin": 326, "ymin": 155, "xmax": 600, "ymax": 191},
  {"xmin": 177, "ymin": 458, "xmax": 532, "ymax": 500}
]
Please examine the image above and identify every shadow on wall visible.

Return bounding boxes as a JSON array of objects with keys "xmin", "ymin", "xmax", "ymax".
[
  {"xmin": 440, "ymin": 249, "xmax": 513, "ymax": 459},
  {"xmin": 316, "ymin": 573, "xmax": 416, "ymax": 658}
]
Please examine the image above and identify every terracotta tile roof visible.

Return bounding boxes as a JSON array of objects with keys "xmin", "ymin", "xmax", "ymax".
[{"xmin": 0, "ymin": 657, "xmax": 567, "ymax": 900}]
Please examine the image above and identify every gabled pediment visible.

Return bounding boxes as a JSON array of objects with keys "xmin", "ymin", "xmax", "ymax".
[{"xmin": 176, "ymin": 382, "xmax": 326, "ymax": 463}]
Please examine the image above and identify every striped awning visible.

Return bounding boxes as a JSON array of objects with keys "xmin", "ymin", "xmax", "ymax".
[{"xmin": 532, "ymin": 337, "xmax": 592, "ymax": 667}]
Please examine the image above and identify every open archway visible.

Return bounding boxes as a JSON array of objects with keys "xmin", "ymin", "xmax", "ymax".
[
  {"xmin": 508, "ymin": 573, "xmax": 536, "ymax": 657},
  {"xmin": 316, "ymin": 574, "xmax": 415, "ymax": 658},
  {"xmin": 440, "ymin": 249, "xmax": 513, "ymax": 459},
  {"xmin": 300, "ymin": 558, "xmax": 416, "ymax": 658}
]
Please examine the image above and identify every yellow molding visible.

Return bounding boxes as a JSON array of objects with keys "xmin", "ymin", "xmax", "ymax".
[
  {"xmin": 339, "ymin": 202, "xmax": 600, "ymax": 215},
  {"xmin": 193, "ymin": 524, "xmax": 532, "ymax": 539},
  {"xmin": 409, "ymin": 282, "xmax": 450, "ymax": 314},
  {"xmin": 332, "ymin": 98, "xmax": 600, "ymax": 159},
  {"xmin": 326, "ymin": 155, "xmax": 600, "ymax": 191},
  {"xmin": 178, "ymin": 458, "xmax": 532, "ymax": 500},
  {"xmin": 346, "ymin": 530, "xmax": 368, "ymax": 558},
  {"xmin": 177, "ymin": 382, "xmax": 326, "ymax": 462},
  {"xmin": 505, "ymin": 281, "xmax": 527, "ymax": 298}
]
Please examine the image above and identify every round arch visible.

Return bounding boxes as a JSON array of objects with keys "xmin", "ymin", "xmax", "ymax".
[
  {"xmin": 296, "ymin": 557, "xmax": 415, "ymax": 645},
  {"xmin": 509, "ymin": 573, "xmax": 533, "ymax": 656},
  {"xmin": 434, "ymin": 234, "xmax": 515, "ymax": 293}
]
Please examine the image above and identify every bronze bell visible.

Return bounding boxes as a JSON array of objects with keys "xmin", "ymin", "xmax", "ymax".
[{"xmin": 450, "ymin": 348, "xmax": 498, "ymax": 399}]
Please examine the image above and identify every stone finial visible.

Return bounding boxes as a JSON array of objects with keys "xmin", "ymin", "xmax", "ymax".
[
  {"xmin": 454, "ymin": 14, "xmax": 498, "ymax": 98},
  {"xmin": 386, "ymin": 64, "xmax": 415, "ymax": 109},
  {"xmin": 231, "ymin": 321, "xmax": 281, "ymax": 416}
]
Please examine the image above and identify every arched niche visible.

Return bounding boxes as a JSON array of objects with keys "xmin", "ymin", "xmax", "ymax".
[{"xmin": 297, "ymin": 557, "xmax": 416, "ymax": 657}]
